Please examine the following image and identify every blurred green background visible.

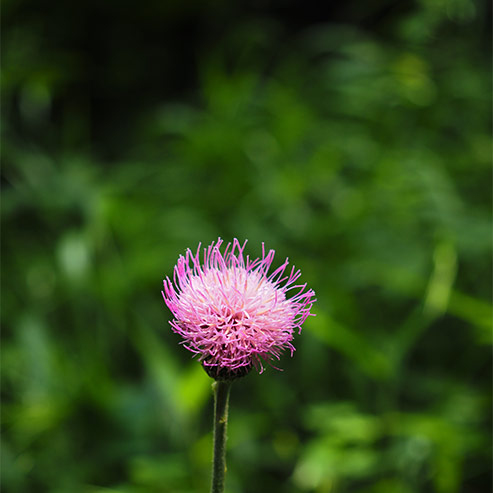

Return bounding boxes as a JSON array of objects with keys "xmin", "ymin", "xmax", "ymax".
[{"xmin": 2, "ymin": 0, "xmax": 491, "ymax": 492}]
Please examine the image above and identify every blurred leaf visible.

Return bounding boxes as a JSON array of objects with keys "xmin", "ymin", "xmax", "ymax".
[{"xmin": 309, "ymin": 311, "xmax": 393, "ymax": 381}]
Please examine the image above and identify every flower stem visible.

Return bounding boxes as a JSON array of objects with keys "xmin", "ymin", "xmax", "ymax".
[{"xmin": 211, "ymin": 380, "xmax": 232, "ymax": 493}]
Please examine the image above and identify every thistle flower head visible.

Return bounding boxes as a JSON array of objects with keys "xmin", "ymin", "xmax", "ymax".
[{"xmin": 162, "ymin": 238, "xmax": 315, "ymax": 379}]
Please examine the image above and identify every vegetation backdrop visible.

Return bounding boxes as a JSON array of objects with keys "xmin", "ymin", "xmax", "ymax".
[{"xmin": 2, "ymin": 1, "xmax": 491, "ymax": 492}]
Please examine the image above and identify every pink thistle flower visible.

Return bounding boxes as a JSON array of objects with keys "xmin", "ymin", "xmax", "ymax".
[{"xmin": 162, "ymin": 238, "xmax": 316, "ymax": 380}]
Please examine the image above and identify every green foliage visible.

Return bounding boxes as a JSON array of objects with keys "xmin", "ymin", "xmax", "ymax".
[{"xmin": 2, "ymin": 0, "xmax": 491, "ymax": 492}]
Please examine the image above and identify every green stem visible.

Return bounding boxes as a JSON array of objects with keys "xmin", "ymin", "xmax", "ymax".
[{"xmin": 210, "ymin": 381, "xmax": 232, "ymax": 493}]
